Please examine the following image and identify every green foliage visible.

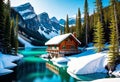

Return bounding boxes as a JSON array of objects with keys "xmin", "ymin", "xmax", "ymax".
[
  {"xmin": 60, "ymin": 26, "xmax": 62, "ymax": 35},
  {"xmin": 10, "ymin": 16, "xmax": 19, "ymax": 55},
  {"xmin": 76, "ymin": 8, "xmax": 82, "ymax": 41},
  {"xmin": 14, "ymin": 15, "xmax": 19, "ymax": 55},
  {"xmin": 69, "ymin": 25, "xmax": 75, "ymax": 33},
  {"xmin": 108, "ymin": 0, "xmax": 119, "ymax": 66},
  {"xmin": 84, "ymin": 0, "xmax": 90, "ymax": 46},
  {"xmin": 65, "ymin": 14, "xmax": 69, "ymax": 33},
  {"xmin": 63, "ymin": 23, "xmax": 65, "ymax": 34},
  {"xmin": 0, "ymin": 0, "xmax": 5, "ymax": 52},
  {"xmin": 95, "ymin": 0, "xmax": 105, "ymax": 23},
  {"xmin": 3, "ymin": 0, "xmax": 11, "ymax": 54},
  {"xmin": 93, "ymin": 0, "xmax": 105, "ymax": 52},
  {"xmin": 94, "ymin": 19, "xmax": 104, "ymax": 52},
  {"xmin": 11, "ymin": 19, "xmax": 15, "ymax": 51}
]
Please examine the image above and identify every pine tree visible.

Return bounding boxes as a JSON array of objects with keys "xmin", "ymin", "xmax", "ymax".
[
  {"xmin": 11, "ymin": 19, "xmax": 15, "ymax": 54},
  {"xmin": 108, "ymin": 0, "xmax": 119, "ymax": 68},
  {"xmin": 76, "ymin": 8, "xmax": 82, "ymax": 41},
  {"xmin": 0, "ymin": 0, "xmax": 5, "ymax": 52},
  {"xmin": 93, "ymin": 0, "xmax": 105, "ymax": 52},
  {"xmin": 108, "ymin": 15, "xmax": 117, "ymax": 66},
  {"xmin": 14, "ymin": 15, "xmax": 19, "ymax": 55},
  {"xmin": 65, "ymin": 14, "xmax": 69, "ymax": 33},
  {"xmin": 63, "ymin": 23, "xmax": 65, "ymax": 34},
  {"xmin": 95, "ymin": 0, "xmax": 109, "ymax": 43},
  {"xmin": 95, "ymin": 0, "xmax": 105, "ymax": 23},
  {"xmin": 84, "ymin": 0, "xmax": 89, "ymax": 46},
  {"xmin": 60, "ymin": 26, "xmax": 62, "ymax": 35},
  {"xmin": 94, "ymin": 19, "xmax": 104, "ymax": 52},
  {"xmin": 4, "ymin": 0, "xmax": 11, "ymax": 54}
]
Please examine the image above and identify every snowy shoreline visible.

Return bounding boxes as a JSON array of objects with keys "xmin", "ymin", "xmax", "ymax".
[
  {"xmin": 0, "ymin": 52, "xmax": 23, "ymax": 76},
  {"xmin": 48, "ymin": 46, "xmax": 120, "ymax": 80}
]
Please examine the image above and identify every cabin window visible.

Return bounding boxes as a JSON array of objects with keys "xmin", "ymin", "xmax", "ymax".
[
  {"xmin": 50, "ymin": 46, "xmax": 52, "ymax": 49},
  {"xmin": 62, "ymin": 45, "xmax": 66, "ymax": 49},
  {"xmin": 71, "ymin": 45, "xmax": 75, "ymax": 49},
  {"xmin": 67, "ymin": 38, "xmax": 70, "ymax": 42},
  {"xmin": 54, "ymin": 46, "xmax": 57, "ymax": 49}
]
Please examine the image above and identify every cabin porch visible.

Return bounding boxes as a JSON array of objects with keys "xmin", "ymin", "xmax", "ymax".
[{"xmin": 47, "ymin": 49, "xmax": 81, "ymax": 58}]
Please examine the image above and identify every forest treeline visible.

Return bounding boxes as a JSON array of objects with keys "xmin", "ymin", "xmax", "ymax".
[
  {"xmin": 62, "ymin": 1, "xmax": 120, "ymax": 47},
  {"xmin": 0, "ymin": 0, "xmax": 18, "ymax": 55},
  {"xmin": 62, "ymin": 0, "xmax": 120, "ymax": 70}
]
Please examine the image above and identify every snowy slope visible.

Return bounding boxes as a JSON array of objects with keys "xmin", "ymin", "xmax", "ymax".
[
  {"xmin": 67, "ymin": 52, "xmax": 107, "ymax": 74},
  {"xmin": 18, "ymin": 35, "xmax": 34, "ymax": 48},
  {"xmin": 0, "ymin": 52, "xmax": 23, "ymax": 76}
]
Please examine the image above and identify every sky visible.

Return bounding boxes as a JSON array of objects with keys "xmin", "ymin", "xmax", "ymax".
[{"xmin": 10, "ymin": 0, "xmax": 110, "ymax": 20}]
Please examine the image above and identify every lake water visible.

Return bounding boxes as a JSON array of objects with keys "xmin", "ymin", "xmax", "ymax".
[{"xmin": 0, "ymin": 47, "xmax": 110, "ymax": 82}]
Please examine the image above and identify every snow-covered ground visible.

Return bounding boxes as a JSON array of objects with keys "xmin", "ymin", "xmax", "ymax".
[
  {"xmin": 67, "ymin": 52, "xmax": 108, "ymax": 74},
  {"xmin": 92, "ymin": 78, "xmax": 120, "ymax": 82},
  {"xmin": 50, "ymin": 45, "xmax": 120, "ymax": 78},
  {"xmin": 0, "ymin": 52, "xmax": 23, "ymax": 76},
  {"xmin": 112, "ymin": 64, "xmax": 120, "ymax": 77}
]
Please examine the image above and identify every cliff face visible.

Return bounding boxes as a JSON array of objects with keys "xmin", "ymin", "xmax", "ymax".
[{"xmin": 11, "ymin": 3, "xmax": 62, "ymax": 46}]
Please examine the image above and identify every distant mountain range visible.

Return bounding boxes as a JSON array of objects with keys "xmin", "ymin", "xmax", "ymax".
[
  {"xmin": 11, "ymin": 3, "xmax": 62, "ymax": 46},
  {"xmin": 11, "ymin": 2, "xmax": 83, "ymax": 46},
  {"xmin": 59, "ymin": 17, "xmax": 84, "ymax": 26}
]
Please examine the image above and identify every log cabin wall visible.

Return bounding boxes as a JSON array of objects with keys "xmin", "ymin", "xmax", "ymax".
[{"xmin": 59, "ymin": 36, "xmax": 78, "ymax": 50}]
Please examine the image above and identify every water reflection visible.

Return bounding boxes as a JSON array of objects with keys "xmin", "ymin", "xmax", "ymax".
[
  {"xmin": 16, "ymin": 59, "xmax": 47, "ymax": 82},
  {"xmin": 16, "ymin": 58, "xmax": 77, "ymax": 82}
]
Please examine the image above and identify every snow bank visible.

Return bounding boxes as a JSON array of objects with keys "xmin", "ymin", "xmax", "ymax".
[
  {"xmin": 51, "ymin": 57, "xmax": 70, "ymax": 64},
  {"xmin": 0, "ymin": 52, "xmax": 23, "ymax": 76},
  {"xmin": 92, "ymin": 78, "xmax": 120, "ymax": 82},
  {"xmin": 112, "ymin": 64, "xmax": 120, "ymax": 77},
  {"xmin": 0, "ymin": 69, "xmax": 13, "ymax": 76},
  {"xmin": 0, "ymin": 60, "xmax": 4, "ymax": 69},
  {"xmin": 67, "ymin": 52, "xmax": 107, "ymax": 74},
  {"xmin": 69, "ymin": 48, "xmax": 95, "ymax": 58},
  {"xmin": 2, "ymin": 61, "xmax": 17, "ymax": 69}
]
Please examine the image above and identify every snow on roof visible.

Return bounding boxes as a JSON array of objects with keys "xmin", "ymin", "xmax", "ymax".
[{"xmin": 45, "ymin": 33, "xmax": 81, "ymax": 45}]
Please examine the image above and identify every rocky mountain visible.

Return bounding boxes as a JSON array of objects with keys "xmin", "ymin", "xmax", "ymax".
[
  {"xmin": 13, "ymin": 3, "xmax": 39, "ymax": 31},
  {"xmin": 51, "ymin": 17, "xmax": 59, "ymax": 23},
  {"xmin": 59, "ymin": 19, "xmax": 65, "ymax": 25},
  {"xmin": 38, "ymin": 12, "xmax": 61, "ymax": 39},
  {"xmin": 11, "ymin": 3, "xmax": 61, "ymax": 46}
]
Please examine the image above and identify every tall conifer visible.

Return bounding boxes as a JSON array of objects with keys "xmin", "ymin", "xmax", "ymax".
[
  {"xmin": 108, "ymin": 0, "xmax": 119, "ymax": 68},
  {"xmin": 94, "ymin": 19, "xmax": 104, "ymax": 52},
  {"xmin": 84, "ymin": 0, "xmax": 89, "ymax": 46},
  {"xmin": 4, "ymin": 0, "xmax": 11, "ymax": 54},
  {"xmin": 65, "ymin": 14, "xmax": 69, "ymax": 33},
  {"xmin": 14, "ymin": 15, "xmax": 19, "ymax": 55},
  {"xmin": 0, "ymin": 0, "xmax": 5, "ymax": 52},
  {"xmin": 94, "ymin": 0, "xmax": 105, "ymax": 52},
  {"xmin": 76, "ymin": 8, "xmax": 82, "ymax": 41}
]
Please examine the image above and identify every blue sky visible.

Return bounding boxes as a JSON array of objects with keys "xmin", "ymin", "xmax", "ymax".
[{"xmin": 10, "ymin": 0, "xmax": 110, "ymax": 20}]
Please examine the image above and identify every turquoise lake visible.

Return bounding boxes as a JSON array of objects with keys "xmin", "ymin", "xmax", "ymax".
[{"xmin": 0, "ymin": 47, "xmax": 110, "ymax": 82}]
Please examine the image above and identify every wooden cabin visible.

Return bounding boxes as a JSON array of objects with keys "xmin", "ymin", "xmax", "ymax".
[{"xmin": 45, "ymin": 33, "xmax": 81, "ymax": 58}]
